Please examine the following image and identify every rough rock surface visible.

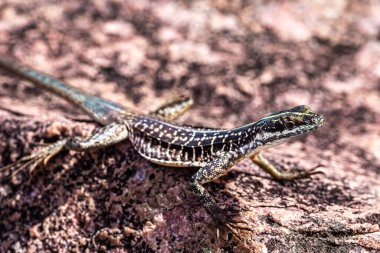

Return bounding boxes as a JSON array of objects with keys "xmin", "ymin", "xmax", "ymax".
[{"xmin": 0, "ymin": 0, "xmax": 379, "ymax": 252}]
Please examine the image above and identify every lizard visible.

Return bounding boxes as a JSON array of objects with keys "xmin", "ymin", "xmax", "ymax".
[{"xmin": 0, "ymin": 57, "xmax": 324, "ymax": 240}]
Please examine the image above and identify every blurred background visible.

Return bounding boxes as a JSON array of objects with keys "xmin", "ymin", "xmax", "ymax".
[{"xmin": 0, "ymin": 0, "xmax": 379, "ymax": 252}]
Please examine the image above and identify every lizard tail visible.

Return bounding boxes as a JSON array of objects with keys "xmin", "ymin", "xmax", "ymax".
[{"xmin": 0, "ymin": 57, "xmax": 129, "ymax": 124}]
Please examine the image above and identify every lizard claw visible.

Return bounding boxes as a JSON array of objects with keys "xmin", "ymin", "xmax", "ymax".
[
  {"xmin": 214, "ymin": 211, "xmax": 253, "ymax": 242},
  {"xmin": 274, "ymin": 164, "xmax": 325, "ymax": 181},
  {"xmin": 0, "ymin": 139, "xmax": 67, "ymax": 181},
  {"xmin": 223, "ymin": 217, "xmax": 253, "ymax": 243},
  {"xmin": 225, "ymin": 203, "xmax": 249, "ymax": 215},
  {"xmin": 296, "ymin": 164, "xmax": 325, "ymax": 179}
]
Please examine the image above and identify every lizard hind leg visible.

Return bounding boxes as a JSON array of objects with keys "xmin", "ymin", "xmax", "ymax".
[
  {"xmin": 150, "ymin": 96, "xmax": 193, "ymax": 121},
  {"xmin": 0, "ymin": 139, "xmax": 68, "ymax": 181},
  {"xmin": 0, "ymin": 121, "xmax": 130, "ymax": 181}
]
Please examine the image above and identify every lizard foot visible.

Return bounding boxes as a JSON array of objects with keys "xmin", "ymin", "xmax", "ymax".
[
  {"xmin": 224, "ymin": 217, "xmax": 253, "ymax": 243},
  {"xmin": 224, "ymin": 203, "xmax": 249, "ymax": 215},
  {"xmin": 272, "ymin": 164, "xmax": 325, "ymax": 181},
  {"xmin": 214, "ymin": 211, "xmax": 253, "ymax": 242},
  {"xmin": 290, "ymin": 164, "xmax": 325, "ymax": 180},
  {"xmin": 0, "ymin": 139, "xmax": 67, "ymax": 181}
]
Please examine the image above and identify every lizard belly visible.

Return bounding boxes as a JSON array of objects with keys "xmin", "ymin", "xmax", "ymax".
[
  {"xmin": 130, "ymin": 132, "xmax": 211, "ymax": 167},
  {"xmin": 138, "ymin": 151, "xmax": 206, "ymax": 167}
]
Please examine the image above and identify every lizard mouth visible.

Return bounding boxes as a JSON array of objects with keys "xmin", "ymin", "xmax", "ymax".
[
  {"xmin": 317, "ymin": 115, "xmax": 324, "ymax": 128},
  {"xmin": 293, "ymin": 114, "xmax": 324, "ymax": 135},
  {"xmin": 310, "ymin": 114, "xmax": 324, "ymax": 130}
]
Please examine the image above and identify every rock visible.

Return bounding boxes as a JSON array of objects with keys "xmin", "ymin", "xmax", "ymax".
[{"xmin": 0, "ymin": 0, "xmax": 379, "ymax": 252}]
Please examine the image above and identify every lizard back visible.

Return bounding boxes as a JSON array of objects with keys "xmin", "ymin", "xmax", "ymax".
[{"xmin": 128, "ymin": 115, "xmax": 255, "ymax": 167}]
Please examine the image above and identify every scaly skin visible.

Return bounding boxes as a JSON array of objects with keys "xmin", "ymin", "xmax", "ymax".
[{"xmin": 0, "ymin": 57, "xmax": 324, "ymax": 240}]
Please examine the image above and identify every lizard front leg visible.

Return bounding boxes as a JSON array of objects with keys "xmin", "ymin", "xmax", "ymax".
[
  {"xmin": 250, "ymin": 152, "xmax": 322, "ymax": 180},
  {"xmin": 0, "ymin": 122, "xmax": 129, "ymax": 179},
  {"xmin": 191, "ymin": 151, "xmax": 252, "ymax": 239}
]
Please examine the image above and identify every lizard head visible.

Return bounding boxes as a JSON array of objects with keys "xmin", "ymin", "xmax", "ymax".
[{"xmin": 253, "ymin": 105, "xmax": 324, "ymax": 150}]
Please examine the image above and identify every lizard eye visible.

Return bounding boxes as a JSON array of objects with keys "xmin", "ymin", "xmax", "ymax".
[{"xmin": 285, "ymin": 121, "xmax": 295, "ymax": 129}]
